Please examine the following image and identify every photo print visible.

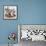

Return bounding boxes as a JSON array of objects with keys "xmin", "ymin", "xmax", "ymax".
[{"xmin": 4, "ymin": 6, "xmax": 17, "ymax": 19}]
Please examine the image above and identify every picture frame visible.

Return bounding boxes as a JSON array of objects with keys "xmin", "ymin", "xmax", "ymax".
[
  {"xmin": 18, "ymin": 24, "xmax": 46, "ymax": 42},
  {"xmin": 4, "ymin": 5, "xmax": 17, "ymax": 20}
]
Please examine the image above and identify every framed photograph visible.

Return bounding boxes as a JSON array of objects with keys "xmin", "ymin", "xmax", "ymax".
[
  {"xmin": 4, "ymin": 5, "xmax": 17, "ymax": 19},
  {"xmin": 18, "ymin": 24, "xmax": 46, "ymax": 41}
]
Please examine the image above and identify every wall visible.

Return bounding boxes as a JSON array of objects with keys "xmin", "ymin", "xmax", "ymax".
[{"xmin": 0, "ymin": 0, "xmax": 46, "ymax": 44}]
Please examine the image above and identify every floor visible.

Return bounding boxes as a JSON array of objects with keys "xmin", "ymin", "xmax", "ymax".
[
  {"xmin": 19, "ymin": 40, "xmax": 46, "ymax": 46},
  {"xmin": 0, "ymin": 44, "xmax": 18, "ymax": 46},
  {"xmin": 0, "ymin": 40, "xmax": 46, "ymax": 46}
]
